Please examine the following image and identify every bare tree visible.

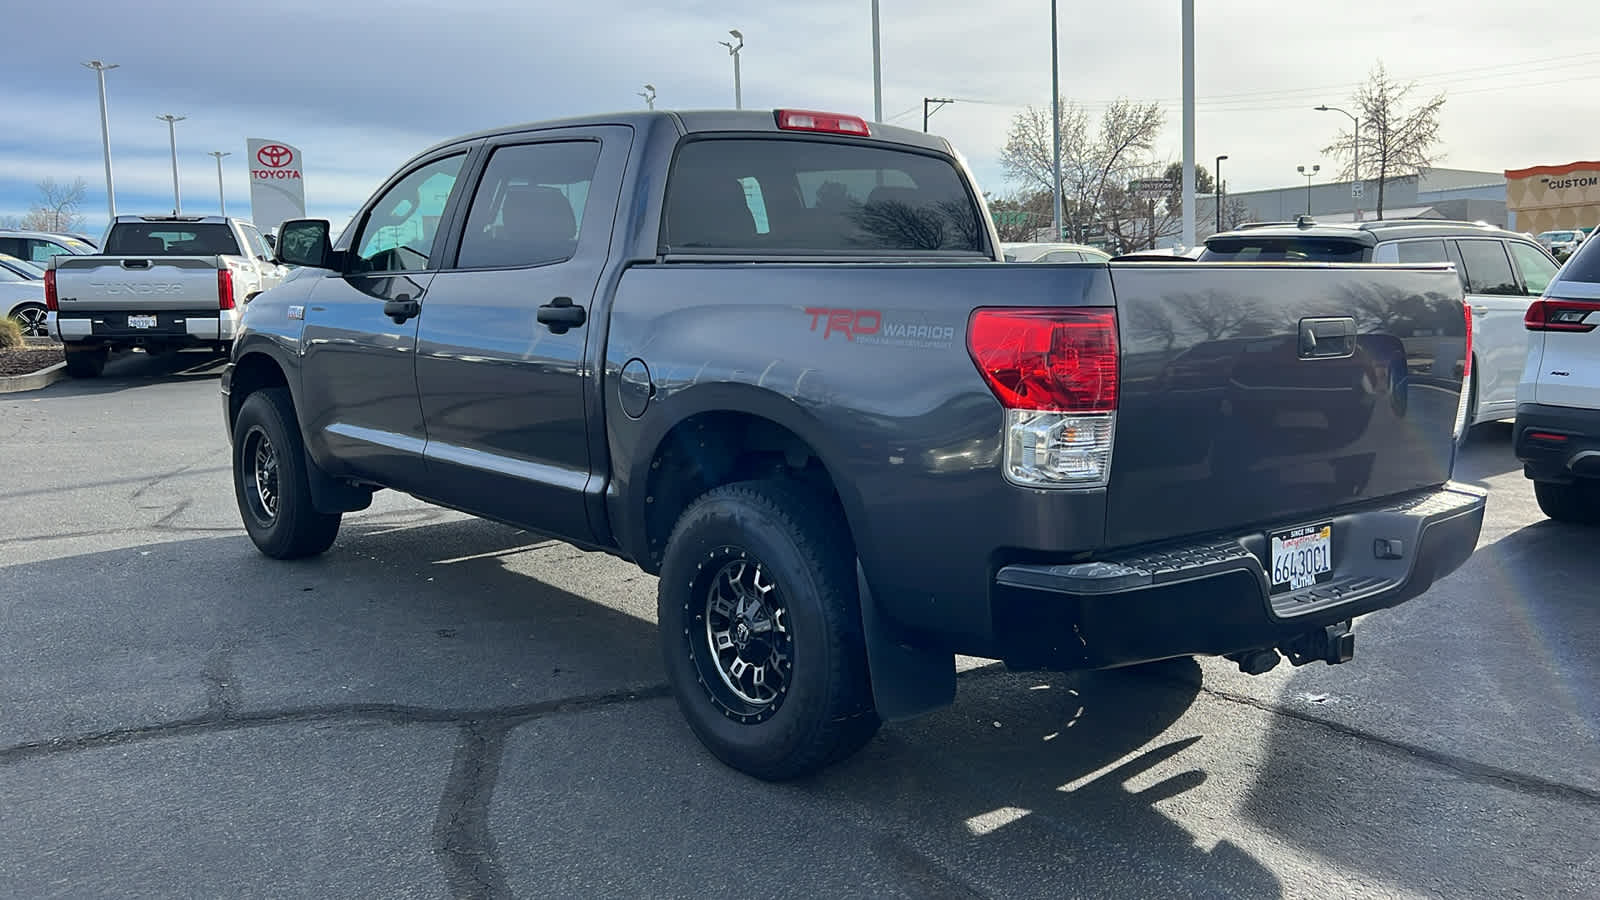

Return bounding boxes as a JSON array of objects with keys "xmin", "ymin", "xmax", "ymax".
[
  {"xmin": 999, "ymin": 98, "xmax": 1164, "ymax": 244},
  {"xmin": 986, "ymin": 190, "xmax": 1054, "ymax": 242},
  {"xmin": 20, "ymin": 177, "xmax": 89, "ymax": 232},
  {"xmin": 1322, "ymin": 62, "xmax": 1446, "ymax": 219}
]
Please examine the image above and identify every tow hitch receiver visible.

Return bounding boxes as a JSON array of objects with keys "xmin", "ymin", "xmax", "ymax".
[{"xmin": 1281, "ymin": 621, "xmax": 1355, "ymax": 667}]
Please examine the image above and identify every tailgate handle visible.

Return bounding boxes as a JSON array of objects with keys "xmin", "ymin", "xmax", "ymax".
[
  {"xmin": 121, "ymin": 258, "xmax": 152, "ymax": 269},
  {"xmin": 1299, "ymin": 317, "xmax": 1356, "ymax": 359}
]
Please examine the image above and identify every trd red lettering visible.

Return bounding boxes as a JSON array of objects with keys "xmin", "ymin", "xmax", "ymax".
[
  {"xmin": 826, "ymin": 309, "xmax": 855, "ymax": 339},
  {"xmin": 804, "ymin": 307, "xmax": 829, "ymax": 331},
  {"xmin": 852, "ymin": 310, "xmax": 881, "ymax": 336}
]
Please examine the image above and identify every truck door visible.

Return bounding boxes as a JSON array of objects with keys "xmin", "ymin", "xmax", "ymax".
[
  {"xmin": 414, "ymin": 127, "xmax": 631, "ymax": 544},
  {"xmin": 298, "ymin": 150, "xmax": 472, "ymax": 492}
]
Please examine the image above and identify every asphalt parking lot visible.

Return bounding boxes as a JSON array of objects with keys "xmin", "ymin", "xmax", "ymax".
[{"xmin": 2, "ymin": 350, "xmax": 1596, "ymax": 899}]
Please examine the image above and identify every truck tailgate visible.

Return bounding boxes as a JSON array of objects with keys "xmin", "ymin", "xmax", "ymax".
[
  {"xmin": 1106, "ymin": 263, "xmax": 1467, "ymax": 548},
  {"xmin": 53, "ymin": 256, "xmax": 224, "ymax": 311}
]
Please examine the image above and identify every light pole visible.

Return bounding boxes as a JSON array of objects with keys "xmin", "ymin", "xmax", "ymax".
[
  {"xmin": 83, "ymin": 60, "xmax": 119, "ymax": 223},
  {"xmin": 871, "ymin": 0, "xmax": 882, "ymax": 122},
  {"xmin": 208, "ymin": 151, "xmax": 230, "ymax": 216},
  {"xmin": 638, "ymin": 84, "xmax": 656, "ymax": 110},
  {"xmin": 1180, "ymin": 0, "xmax": 1196, "ymax": 249},
  {"xmin": 1215, "ymin": 154, "xmax": 1228, "ymax": 233},
  {"xmin": 922, "ymin": 98, "xmax": 954, "ymax": 133},
  {"xmin": 156, "ymin": 114, "xmax": 186, "ymax": 214},
  {"xmin": 718, "ymin": 30, "xmax": 744, "ymax": 109},
  {"xmin": 1297, "ymin": 164, "xmax": 1320, "ymax": 215},
  {"xmin": 1315, "ymin": 104, "xmax": 1361, "ymax": 221},
  {"xmin": 1050, "ymin": 0, "xmax": 1063, "ymax": 240}
]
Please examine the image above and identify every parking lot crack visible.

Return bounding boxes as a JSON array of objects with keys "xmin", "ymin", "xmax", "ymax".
[
  {"xmin": 201, "ymin": 645, "xmax": 242, "ymax": 719},
  {"xmin": 433, "ymin": 722, "xmax": 512, "ymax": 900}
]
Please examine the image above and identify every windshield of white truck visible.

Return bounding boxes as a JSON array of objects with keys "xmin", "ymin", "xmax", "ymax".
[
  {"xmin": 104, "ymin": 223, "xmax": 242, "ymax": 257},
  {"xmin": 664, "ymin": 138, "xmax": 987, "ymax": 255}
]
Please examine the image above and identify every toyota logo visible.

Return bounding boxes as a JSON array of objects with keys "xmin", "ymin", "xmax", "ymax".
[{"xmin": 256, "ymin": 144, "xmax": 294, "ymax": 168}]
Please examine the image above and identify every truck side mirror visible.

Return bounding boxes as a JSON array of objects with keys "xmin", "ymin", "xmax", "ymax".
[{"xmin": 275, "ymin": 218, "xmax": 334, "ymax": 269}]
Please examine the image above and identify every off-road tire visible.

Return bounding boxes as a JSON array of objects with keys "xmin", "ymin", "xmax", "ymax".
[
  {"xmin": 232, "ymin": 387, "xmax": 342, "ymax": 558},
  {"xmin": 658, "ymin": 479, "xmax": 880, "ymax": 780}
]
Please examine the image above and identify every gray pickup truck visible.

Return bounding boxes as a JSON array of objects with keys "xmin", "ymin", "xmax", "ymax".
[
  {"xmin": 222, "ymin": 108, "xmax": 1486, "ymax": 780},
  {"xmin": 48, "ymin": 215, "xmax": 284, "ymax": 376}
]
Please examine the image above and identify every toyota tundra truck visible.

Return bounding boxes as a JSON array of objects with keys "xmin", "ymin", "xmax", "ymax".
[
  {"xmin": 221, "ymin": 108, "xmax": 1486, "ymax": 780},
  {"xmin": 48, "ymin": 215, "xmax": 285, "ymax": 376}
]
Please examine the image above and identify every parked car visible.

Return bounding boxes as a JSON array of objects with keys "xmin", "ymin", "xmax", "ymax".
[
  {"xmin": 47, "ymin": 215, "xmax": 287, "ymax": 376},
  {"xmin": 0, "ymin": 230, "xmax": 98, "ymax": 266},
  {"xmin": 1515, "ymin": 230, "xmax": 1600, "ymax": 524},
  {"xmin": 1198, "ymin": 218, "xmax": 1561, "ymax": 436},
  {"xmin": 224, "ymin": 108, "xmax": 1483, "ymax": 780},
  {"xmin": 1, "ymin": 256, "xmax": 48, "ymax": 336},
  {"xmin": 1000, "ymin": 241, "xmax": 1112, "ymax": 262},
  {"xmin": 1535, "ymin": 229, "xmax": 1585, "ymax": 260}
]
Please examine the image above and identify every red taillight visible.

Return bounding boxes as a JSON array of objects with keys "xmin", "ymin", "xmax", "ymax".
[
  {"xmin": 1462, "ymin": 303, "xmax": 1472, "ymax": 376},
  {"xmin": 44, "ymin": 268, "xmax": 57, "ymax": 312},
  {"xmin": 775, "ymin": 109, "xmax": 871, "ymax": 137},
  {"xmin": 1525, "ymin": 297, "xmax": 1600, "ymax": 332},
  {"xmin": 1527, "ymin": 431, "xmax": 1569, "ymax": 443},
  {"xmin": 967, "ymin": 308, "xmax": 1119, "ymax": 412},
  {"xmin": 218, "ymin": 268, "xmax": 235, "ymax": 310}
]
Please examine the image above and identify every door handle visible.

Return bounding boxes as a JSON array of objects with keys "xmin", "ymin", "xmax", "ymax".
[
  {"xmin": 1471, "ymin": 306, "xmax": 1488, "ymax": 316},
  {"xmin": 1298, "ymin": 316, "xmax": 1357, "ymax": 359},
  {"xmin": 383, "ymin": 295, "xmax": 420, "ymax": 325},
  {"xmin": 537, "ymin": 296, "xmax": 587, "ymax": 334}
]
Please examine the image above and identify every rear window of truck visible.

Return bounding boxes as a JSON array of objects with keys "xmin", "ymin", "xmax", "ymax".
[
  {"xmin": 1198, "ymin": 237, "xmax": 1369, "ymax": 263},
  {"xmin": 663, "ymin": 138, "xmax": 986, "ymax": 255},
  {"xmin": 105, "ymin": 223, "xmax": 241, "ymax": 256}
]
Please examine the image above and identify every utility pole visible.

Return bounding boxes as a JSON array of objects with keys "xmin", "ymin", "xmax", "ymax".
[
  {"xmin": 1180, "ymin": 0, "xmax": 1196, "ymax": 249},
  {"xmin": 157, "ymin": 114, "xmax": 186, "ymax": 214},
  {"xmin": 83, "ymin": 60, "xmax": 119, "ymax": 223},
  {"xmin": 1215, "ymin": 154, "xmax": 1228, "ymax": 234},
  {"xmin": 1050, "ymin": 0, "xmax": 1063, "ymax": 241},
  {"xmin": 208, "ymin": 151, "xmax": 230, "ymax": 216},
  {"xmin": 719, "ymin": 30, "xmax": 744, "ymax": 109},
  {"xmin": 871, "ymin": 0, "xmax": 882, "ymax": 122},
  {"xmin": 638, "ymin": 84, "xmax": 656, "ymax": 110},
  {"xmin": 922, "ymin": 97, "xmax": 953, "ymax": 133}
]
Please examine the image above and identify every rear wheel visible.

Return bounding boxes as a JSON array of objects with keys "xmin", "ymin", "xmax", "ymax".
[
  {"xmin": 62, "ymin": 345, "xmax": 109, "ymax": 378},
  {"xmin": 10, "ymin": 303, "xmax": 48, "ymax": 337},
  {"xmin": 1455, "ymin": 371, "xmax": 1479, "ymax": 447},
  {"xmin": 1533, "ymin": 479, "xmax": 1600, "ymax": 525},
  {"xmin": 658, "ymin": 479, "xmax": 879, "ymax": 781},
  {"xmin": 232, "ymin": 387, "xmax": 342, "ymax": 558}
]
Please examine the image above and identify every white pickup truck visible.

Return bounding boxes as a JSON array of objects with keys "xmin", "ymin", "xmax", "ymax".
[{"xmin": 47, "ymin": 215, "xmax": 286, "ymax": 377}]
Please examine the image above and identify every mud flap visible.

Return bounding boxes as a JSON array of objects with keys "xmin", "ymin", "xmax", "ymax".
[
  {"xmin": 305, "ymin": 448, "xmax": 374, "ymax": 514},
  {"xmin": 858, "ymin": 561, "xmax": 956, "ymax": 722}
]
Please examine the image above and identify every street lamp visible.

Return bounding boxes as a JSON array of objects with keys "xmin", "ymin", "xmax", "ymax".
[
  {"xmin": 1050, "ymin": 0, "xmax": 1062, "ymax": 240},
  {"xmin": 82, "ymin": 60, "xmax": 119, "ymax": 223},
  {"xmin": 207, "ymin": 151, "xmax": 230, "ymax": 216},
  {"xmin": 1215, "ymin": 154, "xmax": 1228, "ymax": 233},
  {"xmin": 922, "ymin": 98, "xmax": 954, "ymax": 133},
  {"xmin": 1315, "ymin": 104, "xmax": 1361, "ymax": 221},
  {"xmin": 156, "ymin": 114, "xmax": 186, "ymax": 215},
  {"xmin": 638, "ymin": 83, "xmax": 656, "ymax": 110},
  {"xmin": 718, "ymin": 30, "xmax": 744, "ymax": 110},
  {"xmin": 871, "ymin": 0, "xmax": 882, "ymax": 122},
  {"xmin": 1297, "ymin": 164, "xmax": 1320, "ymax": 216}
]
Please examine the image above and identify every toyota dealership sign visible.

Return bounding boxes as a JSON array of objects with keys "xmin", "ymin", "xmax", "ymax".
[{"xmin": 246, "ymin": 138, "xmax": 307, "ymax": 234}]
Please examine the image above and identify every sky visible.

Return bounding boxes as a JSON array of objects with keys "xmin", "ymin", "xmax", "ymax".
[{"xmin": 3, "ymin": 0, "xmax": 1596, "ymax": 237}]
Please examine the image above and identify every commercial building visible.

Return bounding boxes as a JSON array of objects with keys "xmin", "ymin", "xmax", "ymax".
[
  {"xmin": 1504, "ymin": 161, "xmax": 1600, "ymax": 235},
  {"xmin": 1206, "ymin": 167, "xmax": 1507, "ymax": 232}
]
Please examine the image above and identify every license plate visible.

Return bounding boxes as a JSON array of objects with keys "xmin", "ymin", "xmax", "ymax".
[
  {"xmin": 128, "ymin": 315, "xmax": 158, "ymax": 329},
  {"xmin": 1269, "ymin": 522, "xmax": 1333, "ymax": 594}
]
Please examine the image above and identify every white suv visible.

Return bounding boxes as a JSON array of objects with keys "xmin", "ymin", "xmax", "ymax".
[{"xmin": 1515, "ymin": 234, "xmax": 1600, "ymax": 523}]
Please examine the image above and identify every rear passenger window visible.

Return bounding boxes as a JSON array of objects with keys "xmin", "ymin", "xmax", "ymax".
[
  {"xmin": 664, "ymin": 139, "xmax": 985, "ymax": 255},
  {"xmin": 456, "ymin": 141, "xmax": 600, "ymax": 269},
  {"xmin": 1558, "ymin": 233, "xmax": 1600, "ymax": 284},
  {"xmin": 1395, "ymin": 240, "xmax": 1448, "ymax": 264},
  {"xmin": 1454, "ymin": 240, "xmax": 1520, "ymax": 295},
  {"xmin": 1506, "ymin": 241, "xmax": 1558, "ymax": 296}
]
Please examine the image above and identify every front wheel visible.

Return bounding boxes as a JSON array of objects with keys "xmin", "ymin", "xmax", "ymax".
[
  {"xmin": 1533, "ymin": 479, "xmax": 1600, "ymax": 526},
  {"xmin": 232, "ymin": 387, "xmax": 342, "ymax": 558},
  {"xmin": 658, "ymin": 480, "xmax": 880, "ymax": 781}
]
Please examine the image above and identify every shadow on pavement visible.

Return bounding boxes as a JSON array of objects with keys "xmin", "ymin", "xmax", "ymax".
[
  {"xmin": 1453, "ymin": 420, "xmax": 1519, "ymax": 486},
  {"xmin": 43, "ymin": 348, "xmax": 228, "ymax": 396},
  {"xmin": 1238, "ymin": 516, "xmax": 1600, "ymax": 897}
]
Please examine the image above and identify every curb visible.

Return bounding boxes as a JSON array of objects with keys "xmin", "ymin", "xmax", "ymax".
[{"xmin": 0, "ymin": 361, "xmax": 69, "ymax": 394}]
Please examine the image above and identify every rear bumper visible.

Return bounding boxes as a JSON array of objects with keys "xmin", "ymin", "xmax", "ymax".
[
  {"xmin": 1515, "ymin": 402, "xmax": 1600, "ymax": 482},
  {"xmin": 990, "ymin": 484, "xmax": 1486, "ymax": 670},
  {"xmin": 55, "ymin": 308, "xmax": 241, "ymax": 344}
]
